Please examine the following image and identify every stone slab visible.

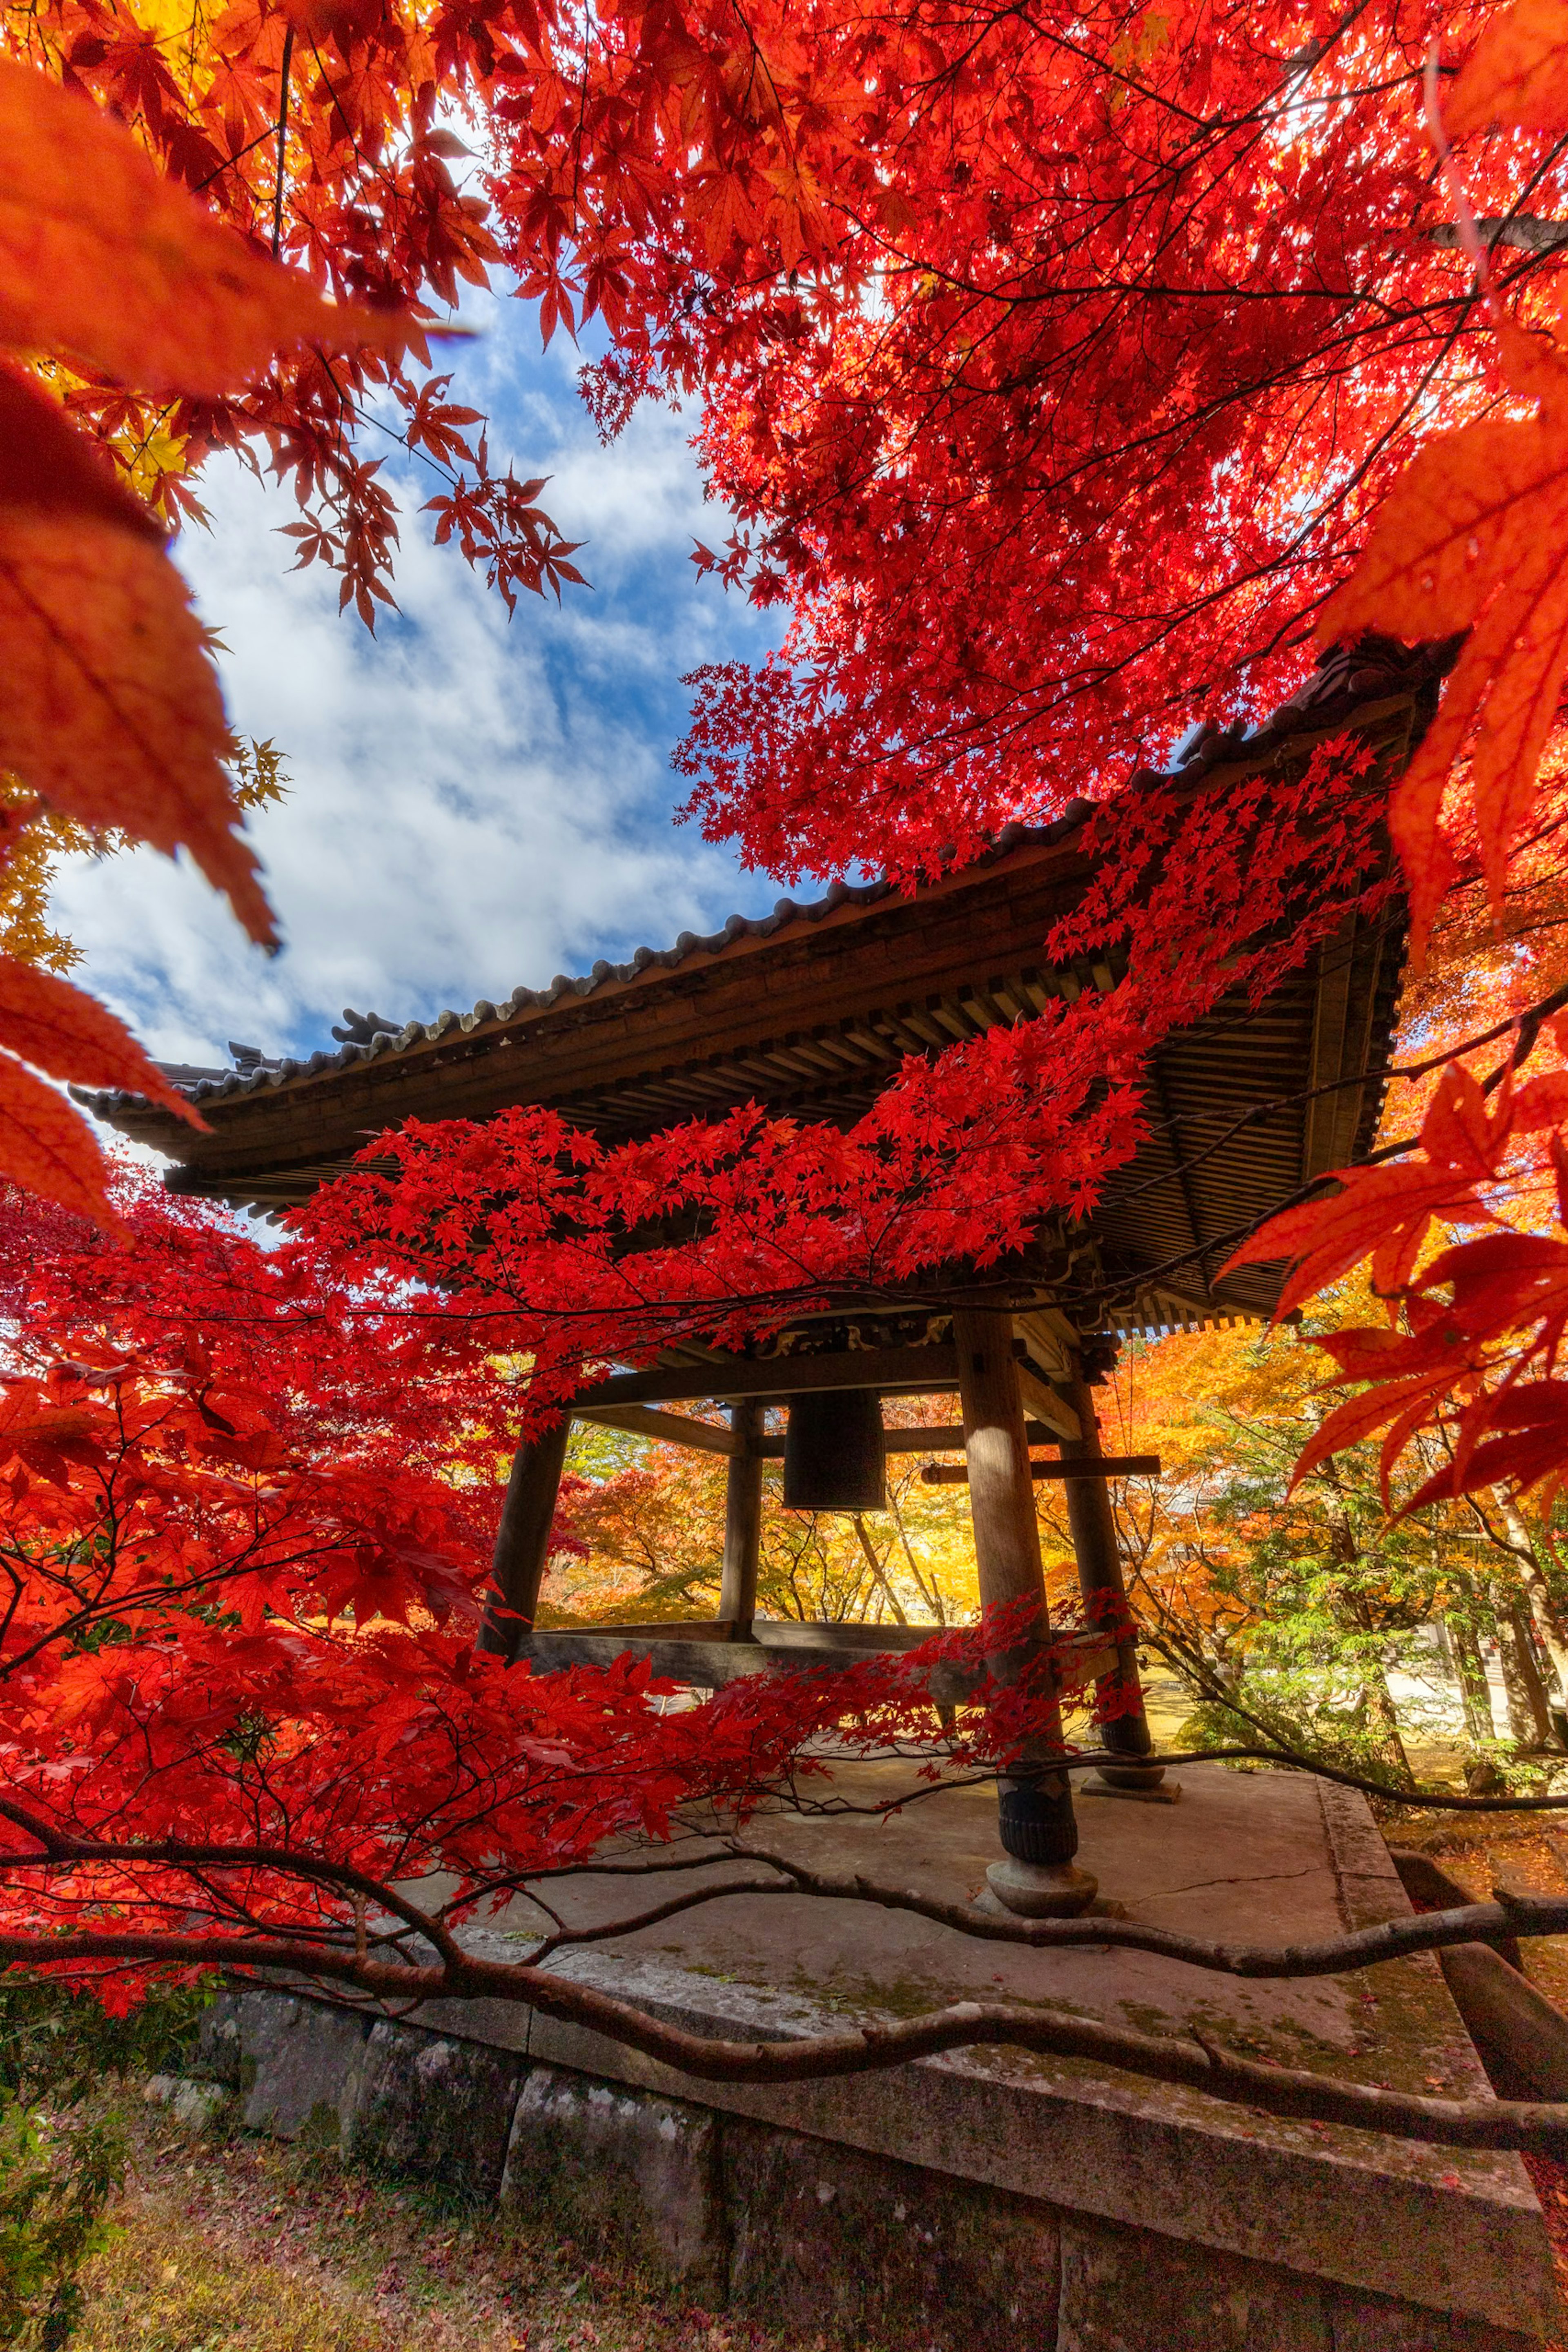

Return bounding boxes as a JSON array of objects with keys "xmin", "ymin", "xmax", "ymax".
[
  {"xmin": 724, "ymin": 2113, "xmax": 1060, "ymax": 2350},
  {"xmin": 1327, "ymin": 2289, "xmax": 1542, "ymax": 2352},
  {"xmin": 143, "ymin": 2074, "xmax": 232, "ymax": 2134},
  {"xmin": 349, "ymin": 2020, "xmax": 526, "ymax": 2202},
  {"xmin": 195, "ymin": 1986, "xmax": 245, "ymax": 2088},
  {"xmin": 1056, "ymin": 2215, "xmax": 1332, "ymax": 2352},
  {"xmin": 521, "ymin": 1951, "xmax": 1546, "ymax": 2336},
  {"xmin": 235, "ymin": 1990, "xmax": 371, "ymax": 2148},
  {"xmin": 501, "ymin": 2062, "xmax": 726, "ymax": 2303}
]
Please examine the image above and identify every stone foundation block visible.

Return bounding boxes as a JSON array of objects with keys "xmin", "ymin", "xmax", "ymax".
[
  {"xmin": 1057, "ymin": 2219, "xmax": 1332, "ymax": 2352},
  {"xmin": 1327, "ymin": 2287, "xmax": 1542, "ymax": 2351},
  {"xmin": 236, "ymin": 1992, "xmax": 371, "ymax": 2148},
  {"xmin": 194, "ymin": 1987, "xmax": 245, "ymax": 2089},
  {"xmin": 1054, "ymin": 2219, "xmax": 1534, "ymax": 2352},
  {"xmin": 349, "ymin": 2021, "xmax": 525, "ymax": 2201},
  {"xmin": 142, "ymin": 2074, "xmax": 232, "ymax": 2133},
  {"xmin": 501, "ymin": 2063, "xmax": 725, "ymax": 2304},
  {"xmin": 723, "ymin": 2118, "xmax": 1059, "ymax": 2350}
]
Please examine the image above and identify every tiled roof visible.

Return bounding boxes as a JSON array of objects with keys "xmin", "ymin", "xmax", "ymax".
[
  {"xmin": 163, "ymin": 864, "xmax": 922, "ymax": 1109},
  {"xmin": 109, "ymin": 631, "xmax": 1453, "ymax": 1119}
]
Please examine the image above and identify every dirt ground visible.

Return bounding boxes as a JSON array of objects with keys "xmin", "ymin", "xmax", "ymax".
[{"xmin": 1396, "ymin": 1806, "xmax": 1568, "ymax": 2011}]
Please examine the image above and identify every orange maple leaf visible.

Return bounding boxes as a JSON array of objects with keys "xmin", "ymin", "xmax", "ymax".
[
  {"xmin": 0, "ymin": 957, "xmax": 204, "ymax": 1126},
  {"xmin": 0, "ymin": 508, "xmax": 274, "ymax": 948},
  {"xmin": 1446, "ymin": 0, "xmax": 1568, "ymax": 138},
  {"xmin": 0, "ymin": 361, "xmax": 158, "ymax": 540},
  {"xmin": 1317, "ymin": 328, "xmax": 1568, "ymax": 956},
  {"xmin": 0, "ymin": 1055, "xmax": 115, "ymax": 1226},
  {"xmin": 0, "ymin": 56, "xmax": 415, "ymax": 396}
]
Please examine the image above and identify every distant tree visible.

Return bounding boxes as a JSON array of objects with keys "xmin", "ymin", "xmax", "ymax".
[{"xmin": 1060, "ymin": 1311, "xmax": 1568, "ymax": 1788}]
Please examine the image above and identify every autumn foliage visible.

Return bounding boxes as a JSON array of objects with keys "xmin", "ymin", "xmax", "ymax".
[
  {"xmin": 14, "ymin": 0, "xmax": 1568, "ymax": 2160},
  {"xmin": 0, "ymin": 1175, "xmax": 1123, "ymax": 2002},
  {"xmin": 1192, "ymin": 7, "xmax": 1568, "ymax": 1525}
]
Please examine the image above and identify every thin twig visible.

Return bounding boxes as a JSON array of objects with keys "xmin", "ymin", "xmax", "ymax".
[{"xmin": 272, "ymin": 25, "xmax": 295, "ymax": 260}]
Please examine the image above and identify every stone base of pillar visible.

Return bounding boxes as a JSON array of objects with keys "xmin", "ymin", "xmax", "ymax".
[
  {"xmin": 1082, "ymin": 1774, "xmax": 1184, "ymax": 1806},
  {"xmin": 981, "ymin": 1857, "xmax": 1099, "ymax": 1917},
  {"xmin": 1097, "ymin": 1755, "xmax": 1166, "ymax": 1785}
]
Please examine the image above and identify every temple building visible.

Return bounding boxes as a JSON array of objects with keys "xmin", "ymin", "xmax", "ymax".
[{"xmin": 95, "ymin": 640, "xmax": 1438, "ymax": 1914}]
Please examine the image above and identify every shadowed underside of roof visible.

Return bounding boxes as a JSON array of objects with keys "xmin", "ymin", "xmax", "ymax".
[{"xmin": 92, "ymin": 641, "xmax": 1442, "ymax": 1334}]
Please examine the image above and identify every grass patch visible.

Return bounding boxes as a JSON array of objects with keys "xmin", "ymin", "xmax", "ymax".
[{"xmin": 76, "ymin": 2106, "xmax": 797, "ymax": 2352}]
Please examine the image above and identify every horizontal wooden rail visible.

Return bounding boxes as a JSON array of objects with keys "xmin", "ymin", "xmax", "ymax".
[
  {"xmin": 751, "ymin": 1420, "xmax": 1064, "ymax": 1460},
  {"xmin": 521, "ymin": 1620, "xmax": 1120, "ymax": 1696},
  {"xmin": 575, "ymin": 1404, "xmax": 738, "ymax": 1455},
  {"xmin": 583, "ymin": 1417, "xmax": 1076, "ymax": 1462},
  {"xmin": 580, "ymin": 1342, "xmax": 967, "ymax": 1409},
  {"xmin": 569, "ymin": 1415, "xmax": 1079, "ymax": 1462},
  {"xmin": 922, "ymin": 1455, "xmax": 1162, "ymax": 1484}
]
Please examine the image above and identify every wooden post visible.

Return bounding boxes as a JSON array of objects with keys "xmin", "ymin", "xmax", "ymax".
[
  {"xmin": 953, "ymin": 1309, "xmax": 1091, "ymax": 1908},
  {"xmin": 720, "ymin": 1400, "xmax": 763, "ymax": 1634},
  {"xmin": 476, "ymin": 1417, "xmax": 572, "ymax": 1662},
  {"xmin": 1055, "ymin": 1364, "xmax": 1166, "ymax": 1792}
]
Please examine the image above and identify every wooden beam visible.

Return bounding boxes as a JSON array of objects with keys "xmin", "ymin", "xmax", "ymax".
[
  {"xmin": 581, "ymin": 1342, "xmax": 964, "ymax": 1410},
  {"xmin": 525, "ymin": 1632, "xmax": 775, "ymax": 1684},
  {"xmin": 754, "ymin": 1421, "xmax": 1061, "ymax": 1458},
  {"xmin": 519, "ymin": 1619, "xmax": 1120, "ymax": 1699},
  {"xmin": 921, "ymin": 1455, "xmax": 1160, "ymax": 1485},
  {"xmin": 574, "ymin": 1403, "xmax": 738, "ymax": 1455},
  {"xmin": 1015, "ymin": 1307, "xmax": 1079, "ymax": 1383},
  {"xmin": 1015, "ymin": 1359, "xmax": 1081, "ymax": 1441}
]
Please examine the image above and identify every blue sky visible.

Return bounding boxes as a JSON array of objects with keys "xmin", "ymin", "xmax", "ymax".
[{"xmin": 53, "ymin": 293, "xmax": 783, "ymax": 1071}]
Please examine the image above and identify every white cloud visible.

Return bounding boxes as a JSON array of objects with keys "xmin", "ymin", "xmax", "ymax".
[{"xmin": 53, "ymin": 327, "xmax": 775, "ymax": 1072}]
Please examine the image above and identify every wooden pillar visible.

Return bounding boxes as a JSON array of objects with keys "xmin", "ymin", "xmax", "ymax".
[
  {"xmin": 1055, "ymin": 1364, "xmax": 1165, "ymax": 1790},
  {"xmin": 720, "ymin": 1399, "xmax": 763, "ymax": 1633},
  {"xmin": 953, "ymin": 1308, "xmax": 1086, "ymax": 1885},
  {"xmin": 476, "ymin": 1416, "xmax": 572, "ymax": 1663}
]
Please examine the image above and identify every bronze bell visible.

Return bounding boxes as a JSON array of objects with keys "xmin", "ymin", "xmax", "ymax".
[{"xmin": 782, "ymin": 1389, "xmax": 886, "ymax": 1511}]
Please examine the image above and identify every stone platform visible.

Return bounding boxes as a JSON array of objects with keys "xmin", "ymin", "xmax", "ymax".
[{"xmin": 195, "ymin": 1763, "xmax": 1561, "ymax": 2348}]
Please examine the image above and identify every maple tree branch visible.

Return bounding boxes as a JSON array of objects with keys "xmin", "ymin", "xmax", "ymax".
[
  {"xmin": 519, "ymin": 1875, "xmax": 797, "ymax": 1960},
  {"xmin": 190, "ymin": 123, "xmax": 281, "ymax": 197},
  {"xmin": 0, "ymin": 1918, "xmax": 1565, "ymax": 2152},
  {"xmin": 0, "ymin": 1798, "xmax": 470, "ymax": 1971},
  {"xmin": 712, "ymin": 1844, "xmax": 1568, "ymax": 1973},
  {"xmin": 1430, "ymin": 216, "xmax": 1568, "ymax": 256}
]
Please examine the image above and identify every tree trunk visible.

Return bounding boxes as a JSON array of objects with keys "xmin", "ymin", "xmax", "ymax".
[
  {"xmin": 888, "ymin": 1491, "xmax": 946, "ymax": 1625},
  {"xmin": 1445, "ymin": 1609, "xmax": 1497, "ymax": 1748},
  {"xmin": 1363, "ymin": 1661, "xmax": 1416, "ymax": 1790},
  {"xmin": 850, "ymin": 1514, "xmax": 909, "ymax": 1624},
  {"xmin": 1498, "ymin": 1495, "xmax": 1568, "ymax": 1716},
  {"xmin": 1499, "ymin": 1607, "xmax": 1556, "ymax": 1749}
]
